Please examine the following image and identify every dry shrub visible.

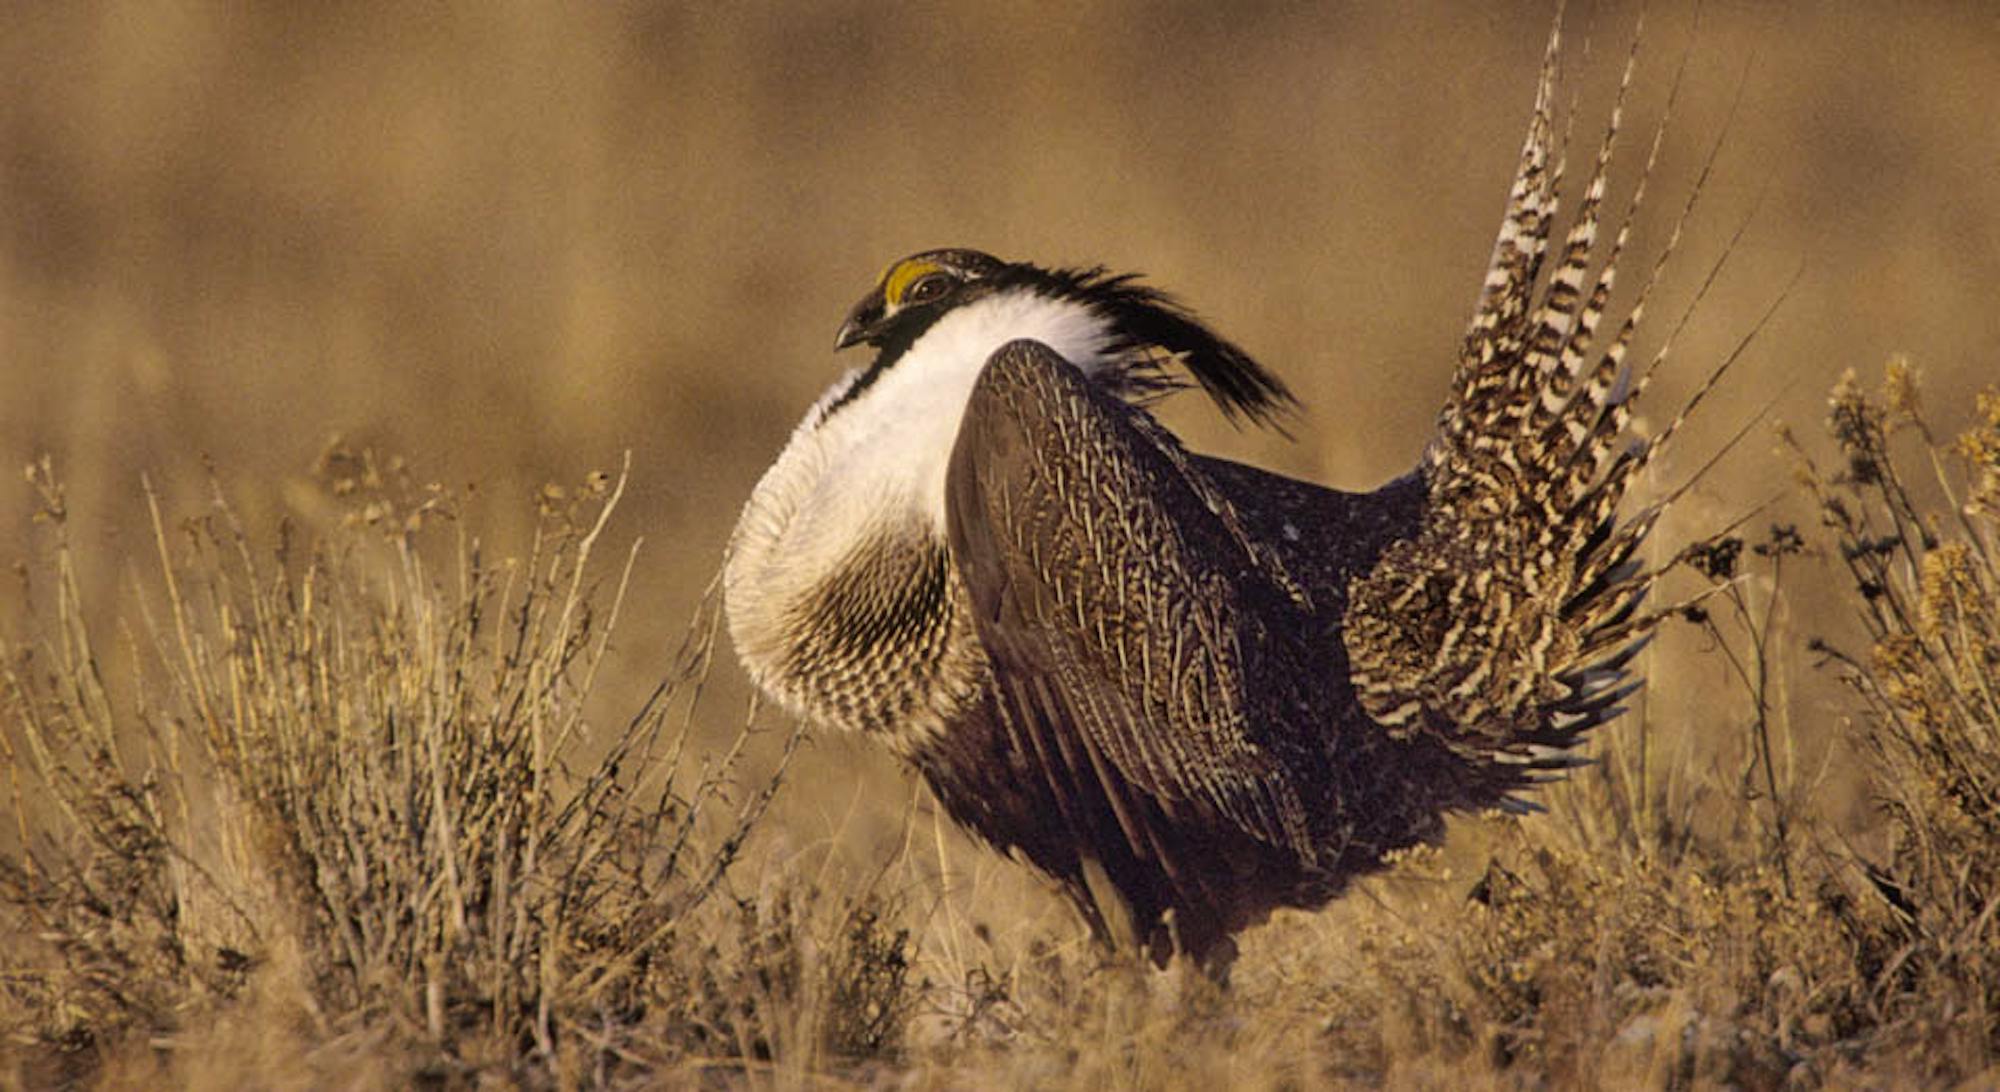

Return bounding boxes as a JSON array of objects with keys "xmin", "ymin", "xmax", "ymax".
[
  {"xmin": 8, "ymin": 363, "xmax": 2000, "ymax": 1090},
  {"xmin": 652, "ymin": 880, "xmax": 917, "ymax": 1077},
  {"xmin": 823, "ymin": 893, "xmax": 917, "ymax": 1059},
  {"xmin": 1321, "ymin": 800, "xmax": 1865, "ymax": 1088},
  {"xmin": 1791, "ymin": 360, "xmax": 2000, "ymax": 1079},
  {"xmin": 0, "ymin": 451, "xmax": 816, "ymax": 1086}
]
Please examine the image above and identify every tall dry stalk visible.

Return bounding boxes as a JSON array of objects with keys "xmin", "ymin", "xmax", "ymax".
[
  {"xmin": 1788, "ymin": 360, "xmax": 2000, "ymax": 1077},
  {"xmin": 1, "ymin": 451, "xmax": 802, "ymax": 1085}
]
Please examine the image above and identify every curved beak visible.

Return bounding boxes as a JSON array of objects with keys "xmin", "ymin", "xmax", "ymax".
[{"xmin": 834, "ymin": 290, "xmax": 887, "ymax": 352}]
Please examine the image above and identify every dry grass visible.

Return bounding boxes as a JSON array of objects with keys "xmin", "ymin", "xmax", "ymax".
[
  {"xmin": 0, "ymin": 451, "xmax": 827, "ymax": 1086},
  {"xmin": 4, "ymin": 364, "xmax": 1999, "ymax": 1088},
  {"xmin": 1787, "ymin": 363, "xmax": 2000, "ymax": 1079},
  {"xmin": 4, "ymin": 2, "xmax": 1999, "ymax": 1087}
]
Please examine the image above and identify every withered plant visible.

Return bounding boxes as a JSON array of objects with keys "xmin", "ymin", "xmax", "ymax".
[{"xmin": 1, "ymin": 451, "xmax": 802, "ymax": 1086}]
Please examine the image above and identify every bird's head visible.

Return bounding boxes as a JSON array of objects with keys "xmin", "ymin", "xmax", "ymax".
[
  {"xmin": 834, "ymin": 249, "xmax": 1007, "ymax": 352},
  {"xmin": 830, "ymin": 247, "xmax": 1297, "ymax": 429}
]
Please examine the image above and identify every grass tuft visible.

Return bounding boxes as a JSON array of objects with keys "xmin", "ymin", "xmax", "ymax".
[
  {"xmin": 1789, "ymin": 362, "xmax": 2000, "ymax": 1079},
  {"xmin": 5, "ymin": 362, "xmax": 2000, "ymax": 1087},
  {"xmin": 1, "ymin": 450, "xmax": 810, "ymax": 1086}
]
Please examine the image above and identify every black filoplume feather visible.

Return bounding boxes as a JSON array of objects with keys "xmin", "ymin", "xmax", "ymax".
[{"xmin": 994, "ymin": 263, "xmax": 1298, "ymax": 427}]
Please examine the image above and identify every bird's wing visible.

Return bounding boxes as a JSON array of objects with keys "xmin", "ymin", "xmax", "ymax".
[
  {"xmin": 945, "ymin": 338, "xmax": 1321, "ymax": 875},
  {"xmin": 1344, "ymin": 17, "xmax": 1731, "ymax": 768}
]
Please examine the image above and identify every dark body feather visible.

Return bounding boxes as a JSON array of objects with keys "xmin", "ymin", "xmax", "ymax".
[
  {"xmin": 930, "ymin": 341, "xmax": 1559, "ymax": 968},
  {"xmin": 727, "ymin": 13, "xmax": 1721, "ymax": 975}
]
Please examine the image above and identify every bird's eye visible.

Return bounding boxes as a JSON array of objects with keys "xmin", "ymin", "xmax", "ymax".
[{"xmin": 902, "ymin": 273, "xmax": 952, "ymax": 305}]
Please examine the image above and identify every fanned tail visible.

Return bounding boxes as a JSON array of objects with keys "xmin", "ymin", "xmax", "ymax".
[{"xmin": 1344, "ymin": 9, "xmax": 1756, "ymax": 799}]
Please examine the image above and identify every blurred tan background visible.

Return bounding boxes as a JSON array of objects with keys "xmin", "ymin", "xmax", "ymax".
[{"xmin": 3, "ymin": 1, "xmax": 1996, "ymax": 858}]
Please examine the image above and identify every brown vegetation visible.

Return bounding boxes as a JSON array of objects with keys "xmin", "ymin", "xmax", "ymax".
[
  {"xmin": 3, "ymin": 365, "xmax": 1998, "ymax": 1087},
  {"xmin": 4, "ymin": 2, "xmax": 1999, "ymax": 1087}
]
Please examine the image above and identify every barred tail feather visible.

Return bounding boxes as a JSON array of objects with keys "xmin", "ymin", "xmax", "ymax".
[{"xmin": 1343, "ymin": 10, "xmax": 1765, "ymax": 791}]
